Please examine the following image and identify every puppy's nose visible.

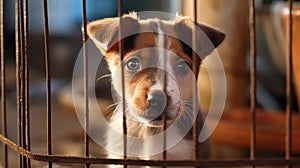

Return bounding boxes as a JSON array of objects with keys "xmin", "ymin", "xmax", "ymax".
[{"xmin": 147, "ymin": 91, "xmax": 167, "ymax": 120}]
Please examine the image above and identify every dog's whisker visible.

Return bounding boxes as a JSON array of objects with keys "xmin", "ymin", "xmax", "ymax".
[
  {"xmin": 96, "ymin": 74, "xmax": 111, "ymax": 82},
  {"xmin": 106, "ymin": 102, "xmax": 119, "ymax": 110},
  {"xmin": 183, "ymin": 101, "xmax": 196, "ymax": 108}
]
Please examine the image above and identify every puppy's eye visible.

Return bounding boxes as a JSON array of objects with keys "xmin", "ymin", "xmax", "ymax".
[
  {"xmin": 177, "ymin": 60, "xmax": 190, "ymax": 75},
  {"xmin": 127, "ymin": 57, "xmax": 140, "ymax": 71}
]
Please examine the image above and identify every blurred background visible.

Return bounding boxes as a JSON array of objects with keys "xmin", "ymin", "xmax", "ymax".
[{"xmin": 1, "ymin": 0, "xmax": 300, "ymax": 167}]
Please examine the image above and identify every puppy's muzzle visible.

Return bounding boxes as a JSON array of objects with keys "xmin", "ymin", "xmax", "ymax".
[{"xmin": 146, "ymin": 90, "xmax": 167, "ymax": 121}]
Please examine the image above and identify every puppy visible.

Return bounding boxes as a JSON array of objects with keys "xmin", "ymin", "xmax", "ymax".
[{"xmin": 87, "ymin": 12, "xmax": 225, "ymax": 167}]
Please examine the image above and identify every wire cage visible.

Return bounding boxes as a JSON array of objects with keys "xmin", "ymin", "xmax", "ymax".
[{"xmin": 0, "ymin": 0, "xmax": 300, "ymax": 167}]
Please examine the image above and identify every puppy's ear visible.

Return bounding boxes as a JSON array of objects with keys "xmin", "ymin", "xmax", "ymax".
[
  {"xmin": 87, "ymin": 14, "xmax": 139, "ymax": 56},
  {"xmin": 174, "ymin": 17, "xmax": 225, "ymax": 59}
]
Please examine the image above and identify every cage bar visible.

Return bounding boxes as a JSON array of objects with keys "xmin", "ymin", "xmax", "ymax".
[
  {"xmin": 23, "ymin": 0, "xmax": 30, "ymax": 167},
  {"xmin": 286, "ymin": 0, "xmax": 294, "ymax": 167},
  {"xmin": 1, "ymin": 135, "xmax": 300, "ymax": 167},
  {"xmin": 18, "ymin": 3, "xmax": 26, "ymax": 162},
  {"xmin": 162, "ymin": 77, "xmax": 167, "ymax": 166},
  {"xmin": 162, "ymin": 21, "xmax": 168, "ymax": 168},
  {"xmin": 15, "ymin": 0, "xmax": 24, "ymax": 166},
  {"xmin": 249, "ymin": 0, "xmax": 257, "ymax": 166},
  {"xmin": 81, "ymin": 0, "xmax": 90, "ymax": 167},
  {"xmin": 192, "ymin": 0, "xmax": 200, "ymax": 164},
  {"xmin": 0, "ymin": 0, "xmax": 8, "ymax": 167},
  {"xmin": 0, "ymin": 0, "xmax": 300, "ymax": 167},
  {"xmin": 162, "ymin": 34, "xmax": 167, "ymax": 168},
  {"xmin": 42, "ymin": 0, "xmax": 52, "ymax": 167},
  {"xmin": 118, "ymin": 0, "xmax": 128, "ymax": 167}
]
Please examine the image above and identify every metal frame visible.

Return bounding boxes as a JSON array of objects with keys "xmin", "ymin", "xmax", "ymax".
[{"xmin": 0, "ymin": 0, "xmax": 299, "ymax": 167}]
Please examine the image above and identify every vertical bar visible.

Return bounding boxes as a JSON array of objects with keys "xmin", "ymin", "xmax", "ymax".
[
  {"xmin": 249, "ymin": 0, "xmax": 257, "ymax": 166},
  {"xmin": 19, "ymin": 0, "xmax": 29, "ymax": 167},
  {"xmin": 19, "ymin": 0, "xmax": 27, "ymax": 166},
  {"xmin": 118, "ymin": 0, "xmax": 127, "ymax": 167},
  {"xmin": 162, "ymin": 96, "xmax": 167, "ymax": 166},
  {"xmin": 42, "ymin": 0, "xmax": 52, "ymax": 167},
  {"xmin": 23, "ymin": 0, "xmax": 30, "ymax": 166},
  {"xmin": 285, "ymin": 0, "xmax": 293, "ymax": 167},
  {"xmin": 0, "ymin": 0, "xmax": 8, "ymax": 167},
  {"xmin": 162, "ymin": 70, "xmax": 167, "ymax": 165},
  {"xmin": 81, "ymin": 0, "xmax": 90, "ymax": 167},
  {"xmin": 162, "ymin": 34, "xmax": 167, "ymax": 168},
  {"xmin": 15, "ymin": 0, "xmax": 23, "ymax": 166},
  {"xmin": 192, "ymin": 0, "xmax": 199, "ymax": 165}
]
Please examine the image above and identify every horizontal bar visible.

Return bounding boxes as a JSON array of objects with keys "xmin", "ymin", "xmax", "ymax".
[{"xmin": 1, "ymin": 134, "xmax": 300, "ymax": 167}]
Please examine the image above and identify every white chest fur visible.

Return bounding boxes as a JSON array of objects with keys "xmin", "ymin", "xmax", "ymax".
[{"xmin": 106, "ymin": 113, "xmax": 194, "ymax": 160}]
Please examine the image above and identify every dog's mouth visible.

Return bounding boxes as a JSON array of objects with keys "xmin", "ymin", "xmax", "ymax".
[
  {"xmin": 143, "ymin": 100, "xmax": 181, "ymax": 127},
  {"xmin": 127, "ymin": 88, "xmax": 182, "ymax": 127},
  {"xmin": 145, "ymin": 115, "xmax": 176, "ymax": 128}
]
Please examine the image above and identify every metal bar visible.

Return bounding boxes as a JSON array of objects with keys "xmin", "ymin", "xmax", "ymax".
[
  {"xmin": 162, "ymin": 69, "xmax": 167, "ymax": 165},
  {"xmin": 42, "ymin": 0, "xmax": 52, "ymax": 167},
  {"xmin": 15, "ymin": 0, "xmax": 24, "ymax": 166},
  {"xmin": 1, "ymin": 134, "xmax": 300, "ymax": 167},
  {"xmin": 161, "ymin": 9, "xmax": 168, "ymax": 166},
  {"xmin": 192, "ymin": 0, "xmax": 200, "ymax": 164},
  {"xmin": 161, "ymin": 28, "xmax": 167, "ymax": 167},
  {"xmin": 0, "ymin": 0, "xmax": 8, "ymax": 167},
  {"xmin": 118, "ymin": 0, "xmax": 127, "ymax": 167},
  {"xmin": 249, "ymin": 0, "xmax": 257, "ymax": 166},
  {"xmin": 18, "ymin": 0, "xmax": 27, "ymax": 167},
  {"xmin": 81, "ymin": 0, "xmax": 90, "ymax": 167},
  {"xmin": 286, "ymin": 1, "xmax": 294, "ymax": 168},
  {"xmin": 0, "ymin": 0, "xmax": 295, "ymax": 167},
  {"xmin": 23, "ymin": 0, "xmax": 30, "ymax": 166},
  {"xmin": 162, "ymin": 34, "xmax": 167, "ymax": 168},
  {"xmin": 162, "ymin": 100, "xmax": 167, "ymax": 163}
]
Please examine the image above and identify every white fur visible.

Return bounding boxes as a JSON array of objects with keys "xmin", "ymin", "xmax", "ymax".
[{"xmin": 106, "ymin": 112, "xmax": 194, "ymax": 168}]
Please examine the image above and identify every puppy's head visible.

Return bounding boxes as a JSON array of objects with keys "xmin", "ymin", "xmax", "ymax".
[{"xmin": 87, "ymin": 13, "xmax": 225, "ymax": 127}]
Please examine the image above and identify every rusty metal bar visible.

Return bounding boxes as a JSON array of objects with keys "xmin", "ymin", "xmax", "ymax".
[
  {"xmin": 81, "ymin": 0, "xmax": 90, "ymax": 167},
  {"xmin": 162, "ymin": 73, "xmax": 167, "ymax": 165},
  {"xmin": 161, "ymin": 10, "xmax": 168, "ymax": 166},
  {"xmin": 16, "ymin": 0, "xmax": 30, "ymax": 167},
  {"xmin": 1, "ymin": 134, "xmax": 300, "ymax": 167},
  {"xmin": 18, "ymin": 1, "xmax": 27, "ymax": 166},
  {"xmin": 286, "ymin": 1, "xmax": 294, "ymax": 168},
  {"xmin": 0, "ymin": 0, "xmax": 297, "ymax": 167},
  {"xmin": 162, "ymin": 33, "xmax": 167, "ymax": 168},
  {"xmin": 118, "ymin": 0, "xmax": 127, "ymax": 167},
  {"xmin": 0, "ymin": 0, "xmax": 8, "ymax": 167},
  {"xmin": 15, "ymin": 0, "xmax": 24, "ymax": 166},
  {"xmin": 23, "ymin": 0, "xmax": 30, "ymax": 167},
  {"xmin": 249, "ymin": 0, "xmax": 257, "ymax": 166},
  {"xmin": 162, "ymin": 89, "xmax": 167, "ymax": 164},
  {"xmin": 192, "ymin": 0, "xmax": 200, "ymax": 164},
  {"xmin": 161, "ymin": 31, "xmax": 167, "ymax": 167},
  {"xmin": 19, "ymin": 2, "xmax": 28, "ymax": 164},
  {"xmin": 42, "ymin": 0, "xmax": 52, "ymax": 167}
]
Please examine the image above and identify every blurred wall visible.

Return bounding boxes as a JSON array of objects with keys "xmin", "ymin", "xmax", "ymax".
[{"xmin": 182, "ymin": 0, "xmax": 249, "ymax": 110}]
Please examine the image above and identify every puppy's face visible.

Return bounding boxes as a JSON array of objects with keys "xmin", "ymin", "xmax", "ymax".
[{"xmin": 87, "ymin": 13, "xmax": 225, "ymax": 127}]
